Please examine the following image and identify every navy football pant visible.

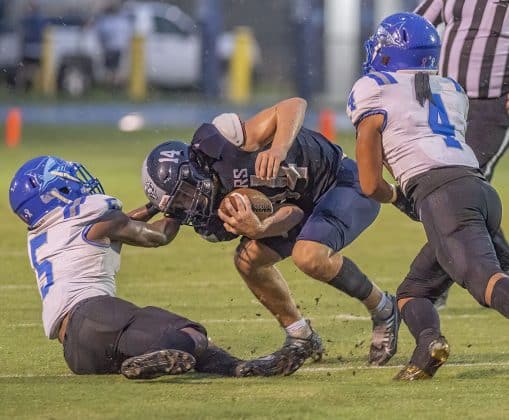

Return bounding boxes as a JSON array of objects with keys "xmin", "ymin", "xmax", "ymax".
[
  {"xmin": 397, "ymin": 176, "xmax": 503, "ymax": 306},
  {"xmin": 420, "ymin": 97, "xmax": 509, "ymax": 301},
  {"xmin": 63, "ymin": 295, "xmax": 206, "ymax": 374}
]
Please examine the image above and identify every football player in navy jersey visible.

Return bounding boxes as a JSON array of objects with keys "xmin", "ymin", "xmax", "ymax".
[
  {"xmin": 9, "ymin": 156, "xmax": 307, "ymax": 379},
  {"xmin": 142, "ymin": 98, "xmax": 400, "ymax": 366}
]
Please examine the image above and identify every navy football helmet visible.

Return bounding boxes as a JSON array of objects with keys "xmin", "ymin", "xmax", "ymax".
[
  {"xmin": 363, "ymin": 12, "xmax": 441, "ymax": 75},
  {"xmin": 9, "ymin": 156, "xmax": 104, "ymax": 226},
  {"xmin": 141, "ymin": 141, "xmax": 216, "ymax": 226}
]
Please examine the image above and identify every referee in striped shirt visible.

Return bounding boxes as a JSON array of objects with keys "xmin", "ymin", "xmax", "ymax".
[{"xmin": 416, "ymin": 0, "xmax": 509, "ymax": 307}]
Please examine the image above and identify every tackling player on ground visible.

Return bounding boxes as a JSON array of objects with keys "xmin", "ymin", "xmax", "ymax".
[
  {"xmin": 142, "ymin": 97, "xmax": 399, "ymax": 366},
  {"xmin": 348, "ymin": 12, "xmax": 509, "ymax": 380},
  {"xmin": 8, "ymin": 156, "xmax": 306, "ymax": 379}
]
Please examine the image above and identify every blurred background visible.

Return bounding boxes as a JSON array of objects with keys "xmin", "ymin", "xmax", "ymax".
[{"xmin": 0, "ymin": 0, "xmax": 422, "ymax": 133}]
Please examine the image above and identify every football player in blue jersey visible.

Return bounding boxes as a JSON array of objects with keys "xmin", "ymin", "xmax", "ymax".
[
  {"xmin": 350, "ymin": 12, "xmax": 509, "ymax": 380},
  {"xmin": 9, "ymin": 156, "xmax": 307, "ymax": 379},
  {"xmin": 142, "ymin": 97, "xmax": 400, "ymax": 366}
]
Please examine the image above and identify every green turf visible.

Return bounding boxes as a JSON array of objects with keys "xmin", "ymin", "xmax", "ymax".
[{"xmin": 1, "ymin": 125, "xmax": 509, "ymax": 419}]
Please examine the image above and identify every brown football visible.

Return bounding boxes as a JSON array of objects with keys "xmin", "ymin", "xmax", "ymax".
[{"xmin": 219, "ymin": 188, "xmax": 273, "ymax": 221}]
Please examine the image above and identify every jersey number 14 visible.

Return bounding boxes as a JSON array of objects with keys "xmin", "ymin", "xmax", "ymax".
[{"xmin": 428, "ymin": 94, "xmax": 462, "ymax": 150}]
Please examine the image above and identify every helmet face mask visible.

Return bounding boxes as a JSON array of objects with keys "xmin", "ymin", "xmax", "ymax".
[
  {"xmin": 363, "ymin": 13, "xmax": 441, "ymax": 75},
  {"xmin": 9, "ymin": 156, "xmax": 104, "ymax": 226},
  {"xmin": 142, "ymin": 141, "xmax": 217, "ymax": 227},
  {"xmin": 160, "ymin": 165, "xmax": 216, "ymax": 226}
]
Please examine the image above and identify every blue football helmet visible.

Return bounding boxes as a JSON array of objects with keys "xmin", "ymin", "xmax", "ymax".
[
  {"xmin": 9, "ymin": 156, "xmax": 104, "ymax": 226},
  {"xmin": 363, "ymin": 12, "xmax": 441, "ymax": 75},
  {"xmin": 141, "ymin": 141, "xmax": 217, "ymax": 227}
]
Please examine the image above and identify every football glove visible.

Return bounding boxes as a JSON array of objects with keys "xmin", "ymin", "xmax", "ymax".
[{"xmin": 392, "ymin": 186, "xmax": 420, "ymax": 222}]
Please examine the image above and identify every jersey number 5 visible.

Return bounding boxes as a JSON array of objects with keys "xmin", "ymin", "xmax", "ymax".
[
  {"xmin": 428, "ymin": 94, "xmax": 462, "ymax": 149},
  {"xmin": 29, "ymin": 233, "xmax": 54, "ymax": 299}
]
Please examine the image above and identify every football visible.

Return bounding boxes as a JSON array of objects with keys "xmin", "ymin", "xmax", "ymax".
[{"xmin": 219, "ymin": 188, "xmax": 273, "ymax": 221}]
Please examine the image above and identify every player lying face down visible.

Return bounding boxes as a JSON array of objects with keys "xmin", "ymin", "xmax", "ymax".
[
  {"xmin": 350, "ymin": 12, "xmax": 509, "ymax": 380},
  {"xmin": 142, "ymin": 98, "xmax": 399, "ymax": 367},
  {"xmin": 8, "ymin": 156, "xmax": 307, "ymax": 379}
]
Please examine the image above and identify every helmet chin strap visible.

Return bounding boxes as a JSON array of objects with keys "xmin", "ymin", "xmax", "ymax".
[{"xmin": 39, "ymin": 189, "xmax": 73, "ymax": 205}]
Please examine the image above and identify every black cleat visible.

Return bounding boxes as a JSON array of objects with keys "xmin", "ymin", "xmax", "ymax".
[
  {"xmin": 369, "ymin": 293, "xmax": 400, "ymax": 366},
  {"xmin": 121, "ymin": 349, "xmax": 196, "ymax": 380},
  {"xmin": 283, "ymin": 319, "xmax": 324, "ymax": 362},
  {"xmin": 394, "ymin": 336, "xmax": 450, "ymax": 381},
  {"xmin": 234, "ymin": 344, "xmax": 307, "ymax": 377}
]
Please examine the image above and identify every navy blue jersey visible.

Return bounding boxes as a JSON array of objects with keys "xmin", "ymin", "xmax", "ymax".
[{"xmin": 190, "ymin": 123, "xmax": 348, "ymax": 214}]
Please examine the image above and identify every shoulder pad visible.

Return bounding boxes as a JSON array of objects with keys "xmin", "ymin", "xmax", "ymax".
[
  {"xmin": 191, "ymin": 123, "xmax": 231, "ymax": 160},
  {"xmin": 63, "ymin": 194, "xmax": 122, "ymax": 222},
  {"xmin": 212, "ymin": 113, "xmax": 245, "ymax": 147},
  {"xmin": 445, "ymin": 77, "xmax": 465, "ymax": 94},
  {"xmin": 347, "ymin": 75, "xmax": 386, "ymax": 128}
]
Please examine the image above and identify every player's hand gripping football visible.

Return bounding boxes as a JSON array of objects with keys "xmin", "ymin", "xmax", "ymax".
[
  {"xmin": 255, "ymin": 147, "xmax": 287, "ymax": 180},
  {"xmin": 218, "ymin": 194, "xmax": 265, "ymax": 239}
]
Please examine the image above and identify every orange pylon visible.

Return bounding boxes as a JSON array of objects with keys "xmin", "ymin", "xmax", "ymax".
[
  {"xmin": 5, "ymin": 108, "xmax": 22, "ymax": 148},
  {"xmin": 318, "ymin": 108, "xmax": 336, "ymax": 142}
]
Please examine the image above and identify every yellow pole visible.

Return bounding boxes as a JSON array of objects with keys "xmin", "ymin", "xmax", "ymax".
[
  {"xmin": 228, "ymin": 26, "xmax": 253, "ymax": 104},
  {"xmin": 129, "ymin": 34, "xmax": 147, "ymax": 101},
  {"xmin": 40, "ymin": 26, "xmax": 56, "ymax": 96}
]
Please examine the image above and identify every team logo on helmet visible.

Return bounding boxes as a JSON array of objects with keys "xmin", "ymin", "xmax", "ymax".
[{"xmin": 144, "ymin": 181, "xmax": 159, "ymax": 201}]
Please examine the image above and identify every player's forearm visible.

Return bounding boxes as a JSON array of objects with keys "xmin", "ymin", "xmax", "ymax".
[
  {"xmin": 120, "ymin": 218, "xmax": 180, "ymax": 247},
  {"xmin": 363, "ymin": 179, "xmax": 395, "ymax": 203},
  {"xmin": 355, "ymin": 114, "xmax": 390, "ymax": 202},
  {"xmin": 146, "ymin": 218, "xmax": 181, "ymax": 246},
  {"xmin": 271, "ymin": 97, "xmax": 307, "ymax": 154},
  {"xmin": 255, "ymin": 205, "xmax": 304, "ymax": 239}
]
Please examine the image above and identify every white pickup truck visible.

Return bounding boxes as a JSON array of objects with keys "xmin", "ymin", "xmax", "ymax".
[{"xmin": 1, "ymin": 1, "xmax": 260, "ymax": 96}]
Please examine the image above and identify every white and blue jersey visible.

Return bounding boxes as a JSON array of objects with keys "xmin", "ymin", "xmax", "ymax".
[
  {"xmin": 27, "ymin": 194, "xmax": 122, "ymax": 339},
  {"xmin": 346, "ymin": 71, "xmax": 479, "ymax": 192}
]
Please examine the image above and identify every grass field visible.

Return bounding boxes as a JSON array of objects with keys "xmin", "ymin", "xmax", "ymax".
[{"xmin": 1, "ymin": 125, "xmax": 509, "ymax": 419}]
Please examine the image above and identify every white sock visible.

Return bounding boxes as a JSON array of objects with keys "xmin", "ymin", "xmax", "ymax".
[
  {"xmin": 285, "ymin": 318, "xmax": 312, "ymax": 338},
  {"xmin": 370, "ymin": 293, "xmax": 393, "ymax": 319}
]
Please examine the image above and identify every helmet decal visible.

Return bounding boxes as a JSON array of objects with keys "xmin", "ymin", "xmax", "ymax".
[{"xmin": 26, "ymin": 157, "xmax": 62, "ymax": 190}]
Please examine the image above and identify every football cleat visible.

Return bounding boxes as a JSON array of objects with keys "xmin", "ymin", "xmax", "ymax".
[
  {"xmin": 283, "ymin": 319, "xmax": 324, "ymax": 362},
  {"xmin": 234, "ymin": 344, "xmax": 307, "ymax": 377},
  {"xmin": 121, "ymin": 349, "xmax": 196, "ymax": 380},
  {"xmin": 394, "ymin": 336, "xmax": 450, "ymax": 381},
  {"xmin": 369, "ymin": 293, "xmax": 400, "ymax": 366}
]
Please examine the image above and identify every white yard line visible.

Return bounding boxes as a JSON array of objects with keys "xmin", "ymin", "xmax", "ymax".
[
  {"xmin": 0, "ymin": 284, "xmax": 33, "ymax": 290},
  {"xmin": 0, "ymin": 250, "xmax": 26, "ymax": 257},
  {"xmin": 1, "ymin": 361, "xmax": 509, "ymax": 378},
  {"xmin": 300, "ymin": 361, "xmax": 509, "ymax": 373},
  {"xmin": 5, "ymin": 312, "xmax": 488, "ymax": 328}
]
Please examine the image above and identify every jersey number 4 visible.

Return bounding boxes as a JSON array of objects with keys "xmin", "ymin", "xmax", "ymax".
[
  {"xmin": 29, "ymin": 233, "xmax": 54, "ymax": 299},
  {"xmin": 428, "ymin": 94, "xmax": 462, "ymax": 150}
]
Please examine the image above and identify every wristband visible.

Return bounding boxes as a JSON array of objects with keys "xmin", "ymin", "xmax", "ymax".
[
  {"xmin": 389, "ymin": 184, "xmax": 398, "ymax": 203},
  {"xmin": 145, "ymin": 202, "xmax": 160, "ymax": 217}
]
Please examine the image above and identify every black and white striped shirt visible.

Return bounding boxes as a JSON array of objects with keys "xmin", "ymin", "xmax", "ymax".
[{"xmin": 415, "ymin": 0, "xmax": 509, "ymax": 99}]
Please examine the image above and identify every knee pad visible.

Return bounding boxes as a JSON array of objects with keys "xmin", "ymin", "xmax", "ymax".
[
  {"xmin": 180, "ymin": 326, "xmax": 209, "ymax": 356},
  {"xmin": 156, "ymin": 327, "xmax": 198, "ymax": 356}
]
